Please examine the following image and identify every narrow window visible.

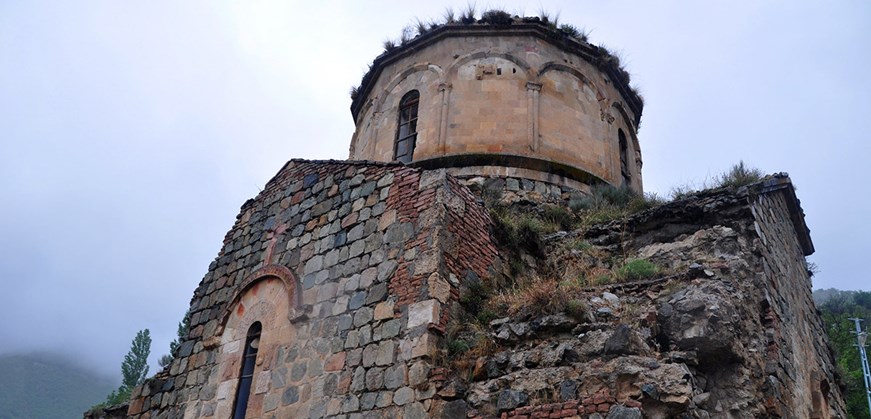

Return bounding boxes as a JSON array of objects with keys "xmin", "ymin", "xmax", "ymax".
[
  {"xmin": 618, "ymin": 129, "xmax": 631, "ymax": 187},
  {"xmin": 232, "ymin": 322, "xmax": 262, "ymax": 419},
  {"xmin": 394, "ymin": 90, "xmax": 419, "ymax": 164}
]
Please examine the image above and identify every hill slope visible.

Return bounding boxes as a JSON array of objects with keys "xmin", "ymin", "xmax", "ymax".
[{"xmin": 0, "ymin": 353, "xmax": 116, "ymax": 419}]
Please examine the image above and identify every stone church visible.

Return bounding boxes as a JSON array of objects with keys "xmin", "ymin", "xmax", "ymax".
[{"xmin": 109, "ymin": 13, "xmax": 846, "ymax": 419}]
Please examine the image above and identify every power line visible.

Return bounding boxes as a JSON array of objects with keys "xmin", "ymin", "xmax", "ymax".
[{"xmin": 848, "ymin": 317, "xmax": 871, "ymax": 417}]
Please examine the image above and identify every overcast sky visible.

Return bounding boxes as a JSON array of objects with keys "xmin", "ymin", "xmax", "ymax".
[{"xmin": 1, "ymin": 1, "xmax": 868, "ymax": 379}]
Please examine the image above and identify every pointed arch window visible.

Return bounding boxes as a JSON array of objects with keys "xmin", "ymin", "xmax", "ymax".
[
  {"xmin": 618, "ymin": 129, "xmax": 631, "ymax": 187},
  {"xmin": 394, "ymin": 90, "xmax": 419, "ymax": 164},
  {"xmin": 232, "ymin": 322, "xmax": 262, "ymax": 419}
]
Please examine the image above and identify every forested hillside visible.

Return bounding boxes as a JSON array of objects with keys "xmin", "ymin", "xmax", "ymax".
[
  {"xmin": 815, "ymin": 289, "xmax": 871, "ymax": 418},
  {"xmin": 0, "ymin": 353, "xmax": 115, "ymax": 419}
]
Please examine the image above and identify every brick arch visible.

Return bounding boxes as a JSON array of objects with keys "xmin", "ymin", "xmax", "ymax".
[{"xmin": 216, "ymin": 264, "xmax": 303, "ymax": 334}]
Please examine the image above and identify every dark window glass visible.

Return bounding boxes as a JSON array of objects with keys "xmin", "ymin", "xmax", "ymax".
[
  {"xmin": 395, "ymin": 91, "xmax": 419, "ymax": 164},
  {"xmin": 232, "ymin": 322, "xmax": 262, "ymax": 419},
  {"xmin": 619, "ymin": 129, "xmax": 631, "ymax": 187}
]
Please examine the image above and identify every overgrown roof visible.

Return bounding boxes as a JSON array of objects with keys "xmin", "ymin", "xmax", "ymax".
[{"xmin": 350, "ymin": 10, "xmax": 644, "ymax": 126}]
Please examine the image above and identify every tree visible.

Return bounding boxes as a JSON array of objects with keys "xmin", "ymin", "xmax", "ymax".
[
  {"xmin": 105, "ymin": 329, "xmax": 152, "ymax": 405},
  {"xmin": 159, "ymin": 310, "xmax": 190, "ymax": 368}
]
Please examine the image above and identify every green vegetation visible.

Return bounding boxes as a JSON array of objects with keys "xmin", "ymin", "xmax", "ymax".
[
  {"xmin": 94, "ymin": 329, "xmax": 152, "ymax": 409},
  {"xmin": 568, "ymin": 184, "xmax": 664, "ymax": 226},
  {"xmin": 716, "ymin": 160, "xmax": 764, "ymax": 188},
  {"xmin": 0, "ymin": 353, "xmax": 116, "ymax": 419},
  {"xmin": 816, "ymin": 290, "xmax": 871, "ymax": 418},
  {"xmin": 615, "ymin": 259, "xmax": 659, "ymax": 281},
  {"xmin": 160, "ymin": 310, "xmax": 191, "ymax": 368},
  {"xmin": 351, "ymin": 7, "xmax": 643, "ymax": 107},
  {"xmin": 671, "ymin": 161, "xmax": 765, "ymax": 200},
  {"xmin": 558, "ymin": 24, "xmax": 589, "ymax": 42}
]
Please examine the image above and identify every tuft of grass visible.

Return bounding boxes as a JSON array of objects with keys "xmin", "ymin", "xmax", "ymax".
[
  {"xmin": 572, "ymin": 239, "xmax": 592, "ymax": 252},
  {"xmin": 446, "ymin": 338, "xmax": 471, "ymax": 357},
  {"xmin": 669, "ymin": 161, "xmax": 765, "ymax": 199},
  {"xmin": 382, "ymin": 39, "xmax": 396, "ymax": 51},
  {"xmin": 349, "ymin": 85, "xmax": 360, "ymax": 100},
  {"xmin": 489, "ymin": 276, "xmax": 586, "ymax": 318},
  {"xmin": 558, "ymin": 23, "xmax": 588, "ymax": 42},
  {"xmin": 615, "ymin": 259, "xmax": 658, "ymax": 281},
  {"xmin": 565, "ymin": 299, "xmax": 590, "ymax": 321},
  {"xmin": 461, "ymin": 2, "xmax": 477, "ymax": 24},
  {"xmin": 443, "ymin": 7, "xmax": 457, "ymax": 24},
  {"xmin": 716, "ymin": 160, "xmax": 763, "ymax": 188},
  {"xmin": 400, "ymin": 25, "xmax": 415, "ymax": 44},
  {"xmin": 414, "ymin": 18, "xmax": 432, "ymax": 37}
]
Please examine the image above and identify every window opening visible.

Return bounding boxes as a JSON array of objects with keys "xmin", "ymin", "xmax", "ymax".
[
  {"xmin": 619, "ymin": 129, "xmax": 631, "ymax": 187},
  {"xmin": 394, "ymin": 90, "xmax": 419, "ymax": 164},
  {"xmin": 232, "ymin": 322, "xmax": 262, "ymax": 419}
]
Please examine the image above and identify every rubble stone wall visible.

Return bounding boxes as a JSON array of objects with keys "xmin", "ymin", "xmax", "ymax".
[
  {"xmin": 451, "ymin": 177, "xmax": 846, "ymax": 419},
  {"xmin": 125, "ymin": 160, "xmax": 497, "ymax": 419}
]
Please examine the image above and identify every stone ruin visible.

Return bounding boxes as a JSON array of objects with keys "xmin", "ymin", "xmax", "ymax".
[{"xmin": 89, "ymin": 14, "xmax": 848, "ymax": 419}]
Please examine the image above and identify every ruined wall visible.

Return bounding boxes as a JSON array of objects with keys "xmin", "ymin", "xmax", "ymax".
[
  {"xmin": 449, "ymin": 176, "xmax": 846, "ymax": 419},
  {"xmin": 117, "ymin": 166, "xmax": 845, "ymax": 419},
  {"xmin": 348, "ymin": 25, "xmax": 643, "ymax": 193},
  {"xmin": 126, "ymin": 161, "xmax": 497, "ymax": 418}
]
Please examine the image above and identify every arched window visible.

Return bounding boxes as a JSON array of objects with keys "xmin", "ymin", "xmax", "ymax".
[
  {"xmin": 232, "ymin": 322, "xmax": 262, "ymax": 419},
  {"xmin": 618, "ymin": 129, "xmax": 631, "ymax": 187},
  {"xmin": 394, "ymin": 90, "xmax": 419, "ymax": 164}
]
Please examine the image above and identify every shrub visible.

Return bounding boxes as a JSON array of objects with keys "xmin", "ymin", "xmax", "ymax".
[
  {"xmin": 459, "ymin": 281, "xmax": 491, "ymax": 318},
  {"xmin": 489, "ymin": 206, "xmax": 547, "ymax": 257},
  {"xmin": 615, "ymin": 259, "xmax": 658, "ymax": 281},
  {"xmin": 559, "ymin": 24, "xmax": 588, "ymax": 42},
  {"xmin": 541, "ymin": 204, "xmax": 575, "ymax": 231},
  {"xmin": 481, "ymin": 9, "xmax": 513, "ymax": 25}
]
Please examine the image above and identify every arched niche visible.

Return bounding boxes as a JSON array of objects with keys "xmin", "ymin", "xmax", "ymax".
[
  {"xmin": 217, "ymin": 265, "xmax": 303, "ymax": 336},
  {"xmin": 535, "ymin": 63, "xmax": 606, "ymax": 180},
  {"xmin": 353, "ymin": 63, "xmax": 442, "ymax": 162},
  {"xmin": 445, "ymin": 54, "xmax": 531, "ymax": 153},
  {"xmin": 208, "ymin": 265, "xmax": 302, "ymax": 418}
]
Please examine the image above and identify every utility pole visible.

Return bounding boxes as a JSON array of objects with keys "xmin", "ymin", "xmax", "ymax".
[{"xmin": 849, "ymin": 317, "xmax": 871, "ymax": 417}]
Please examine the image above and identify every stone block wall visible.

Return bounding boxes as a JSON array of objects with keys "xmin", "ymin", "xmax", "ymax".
[
  {"xmin": 125, "ymin": 160, "xmax": 497, "ymax": 418},
  {"xmin": 348, "ymin": 25, "xmax": 643, "ymax": 193},
  {"xmin": 750, "ymin": 179, "xmax": 839, "ymax": 418}
]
